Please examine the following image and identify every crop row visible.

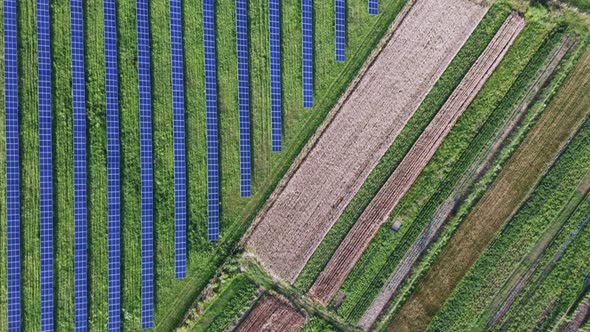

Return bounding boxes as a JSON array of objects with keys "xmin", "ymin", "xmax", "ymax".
[
  {"xmin": 343, "ymin": 23, "xmax": 573, "ymax": 323},
  {"xmin": 428, "ymin": 93, "xmax": 590, "ymax": 331},
  {"xmin": 372, "ymin": 25, "xmax": 590, "ymax": 332},
  {"xmin": 293, "ymin": 2, "xmax": 513, "ymax": 292},
  {"xmin": 334, "ymin": 16, "xmax": 553, "ymax": 321},
  {"xmin": 491, "ymin": 194, "xmax": 590, "ymax": 331}
]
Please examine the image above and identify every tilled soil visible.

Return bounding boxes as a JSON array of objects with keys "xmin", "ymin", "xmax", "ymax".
[
  {"xmin": 389, "ymin": 47, "xmax": 590, "ymax": 332},
  {"xmin": 235, "ymin": 295, "xmax": 305, "ymax": 332},
  {"xmin": 245, "ymin": 0, "xmax": 487, "ymax": 283},
  {"xmin": 358, "ymin": 33, "xmax": 575, "ymax": 331},
  {"xmin": 307, "ymin": 13, "xmax": 525, "ymax": 306}
]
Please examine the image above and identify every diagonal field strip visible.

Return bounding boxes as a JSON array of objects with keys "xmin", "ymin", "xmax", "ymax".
[
  {"xmin": 308, "ymin": 12, "xmax": 525, "ymax": 306},
  {"xmin": 246, "ymin": 0, "xmax": 487, "ymax": 283}
]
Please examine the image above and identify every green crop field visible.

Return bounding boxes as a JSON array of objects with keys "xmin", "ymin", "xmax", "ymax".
[{"xmin": 0, "ymin": 0, "xmax": 408, "ymax": 330}]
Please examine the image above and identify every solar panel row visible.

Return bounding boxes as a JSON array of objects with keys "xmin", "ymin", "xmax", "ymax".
[
  {"xmin": 136, "ymin": 0, "xmax": 155, "ymax": 328},
  {"xmin": 170, "ymin": 0, "xmax": 188, "ymax": 279},
  {"xmin": 70, "ymin": 1, "xmax": 88, "ymax": 330},
  {"xmin": 335, "ymin": 0, "xmax": 346, "ymax": 62},
  {"xmin": 103, "ymin": 0, "xmax": 121, "ymax": 330},
  {"xmin": 269, "ymin": 0, "xmax": 282, "ymax": 152},
  {"xmin": 4, "ymin": 0, "xmax": 21, "ymax": 330},
  {"xmin": 203, "ymin": 0, "xmax": 220, "ymax": 241},
  {"xmin": 236, "ymin": 0, "xmax": 252, "ymax": 197},
  {"xmin": 302, "ymin": 0, "xmax": 313, "ymax": 108},
  {"xmin": 37, "ymin": 0, "xmax": 54, "ymax": 330},
  {"xmin": 369, "ymin": 0, "xmax": 378, "ymax": 15}
]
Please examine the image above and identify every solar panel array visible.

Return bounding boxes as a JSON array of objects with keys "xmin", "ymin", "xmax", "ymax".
[
  {"xmin": 369, "ymin": 0, "xmax": 378, "ymax": 15},
  {"xmin": 37, "ymin": 0, "xmax": 54, "ymax": 330},
  {"xmin": 269, "ymin": 0, "xmax": 282, "ymax": 152},
  {"xmin": 335, "ymin": 0, "xmax": 346, "ymax": 62},
  {"xmin": 203, "ymin": 0, "xmax": 220, "ymax": 241},
  {"xmin": 170, "ymin": 0, "xmax": 188, "ymax": 279},
  {"xmin": 103, "ymin": 0, "xmax": 121, "ymax": 329},
  {"xmin": 136, "ymin": 0, "xmax": 155, "ymax": 327},
  {"xmin": 4, "ymin": 0, "xmax": 21, "ymax": 329},
  {"xmin": 302, "ymin": 0, "xmax": 313, "ymax": 108},
  {"xmin": 70, "ymin": 1, "xmax": 88, "ymax": 330},
  {"xmin": 236, "ymin": 0, "xmax": 252, "ymax": 197}
]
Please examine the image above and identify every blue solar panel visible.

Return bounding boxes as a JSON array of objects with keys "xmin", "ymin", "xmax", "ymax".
[
  {"xmin": 169, "ymin": 0, "xmax": 188, "ymax": 279},
  {"xmin": 203, "ymin": 0, "xmax": 220, "ymax": 241},
  {"xmin": 136, "ymin": 0, "xmax": 155, "ymax": 328},
  {"xmin": 4, "ymin": 0, "xmax": 21, "ymax": 330},
  {"xmin": 269, "ymin": 0, "xmax": 282, "ymax": 152},
  {"xmin": 37, "ymin": 0, "xmax": 54, "ymax": 330},
  {"xmin": 103, "ymin": 0, "xmax": 121, "ymax": 330},
  {"xmin": 335, "ymin": 0, "xmax": 345, "ymax": 62},
  {"xmin": 302, "ymin": 0, "xmax": 313, "ymax": 108},
  {"xmin": 236, "ymin": 0, "xmax": 252, "ymax": 197},
  {"xmin": 369, "ymin": 0, "xmax": 378, "ymax": 15},
  {"xmin": 70, "ymin": 1, "xmax": 88, "ymax": 330}
]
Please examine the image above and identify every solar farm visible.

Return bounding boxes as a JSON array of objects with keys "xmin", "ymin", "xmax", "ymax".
[{"xmin": 3, "ymin": 0, "xmax": 590, "ymax": 331}]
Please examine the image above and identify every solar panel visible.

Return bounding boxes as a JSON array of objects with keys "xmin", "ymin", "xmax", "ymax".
[
  {"xmin": 203, "ymin": 0, "xmax": 220, "ymax": 241},
  {"xmin": 37, "ymin": 0, "xmax": 54, "ymax": 330},
  {"xmin": 335, "ymin": 0, "xmax": 346, "ymax": 62},
  {"xmin": 236, "ymin": 0, "xmax": 252, "ymax": 197},
  {"xmin": 368, "ymin": 0, "xmax": 378, "ymax": 15},
  {"xmin": 103, "ymin": 0, "xmax": 121, "ymax": 329},
  {"xmin": 136, "ymin": 0, "xmax": 155, "ymax": 328},
  {"xmin": 70, "ymin": 1, "xmax": 88, "ymax": 330},
  {"xmin": 269, "ymin": 0, "xmax": 282, "ymax": 152},
  {"xmin": 169, "ymin": 0, "xmax": 188, "ymax": 279},
  {"xmin": 302, "ymin": 0, "xmax": 313, "ymax": 108},
  {"xmin": 4, "ymin": 0, "xmax": 21, "ymax": 330}
]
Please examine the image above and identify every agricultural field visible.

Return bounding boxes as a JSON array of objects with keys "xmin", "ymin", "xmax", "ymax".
[{"xmin": 4, "ymin": 0, "xmax": 590, "ymax": 331}]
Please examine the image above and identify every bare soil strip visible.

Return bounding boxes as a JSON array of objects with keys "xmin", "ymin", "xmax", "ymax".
[
  {"xmin": 357, "ymin": 33, "xmax": 576, "ymax": 331},
  {"xmin": 235, "ymin": 295, "xmax": 305, "ymax": 332},
  {"xmin": 245, "ymin": 0, "xmax": 487, "ymax": 283},
  {"xmin": 389, "ymin": 47, "xmax": 590, "ymax": 332},
  {"xmin": 306, "ymin": 13, "xmax": 524, "ymax": 306}
]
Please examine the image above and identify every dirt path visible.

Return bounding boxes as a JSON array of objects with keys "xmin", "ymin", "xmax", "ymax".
[
  {"xmin": 389, "ymin": 47, "xmax": 590, "ymax": 332},
  {"xmin": 306, "ymin": 13, "xmax": 524, "ymax": 306},
  {"xmin": 235, "ymin": 295, "xmax": 305, "ymax": 332},
  {"xmin": 356, "ymin": 33, "xmax": 576, "ymax": 331},
  {"xmin": 244, "ymin": 0, "xmax": 487, "ymax": 283}
]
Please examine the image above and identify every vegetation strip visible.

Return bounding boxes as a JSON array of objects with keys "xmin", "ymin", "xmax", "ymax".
[
  {"xmin": 390, "ymin": 44, "xmax": 590, "ymax": 332},
  {"xmin": 247, "ymin": 0, "xmax": 487, "ymax": 283},
  {"xmin": 356, "ymin": 28, "xmax": 576, "ymax": 329},
  {"xmin": 295, "ymin": 3, "xmax": 513, "ymax": 291},
  {"xmin": 308, "ymin": 12, "xmax": 525, "ymax": 306}
]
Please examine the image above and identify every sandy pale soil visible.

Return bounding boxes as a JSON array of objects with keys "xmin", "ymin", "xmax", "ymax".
[
  {"xmin": 245, "ymin": 0, "xmax": 487, "ymax": 283},
  {"xmin": 235, "ymin": 295, "xmax": 305, "ymax": 332}
]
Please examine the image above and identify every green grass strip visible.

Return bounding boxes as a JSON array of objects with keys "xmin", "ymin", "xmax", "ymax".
[
  {"xmin": 344, "ymin": 23, "xmax": 568, "ymax": 322},
  {"xmin": 189, "ymin": 275, "xmax": 259, "ymax": 332},
  {"xmin": 429, "ymin": 104, "xmax": 590, "ymax": 332},
  {"xmin": 294, "ymin": 2, "xmax": 513, "ymax": 292},
  {"xmin": 336, "ymin": 19, "xmax": 553, "ymax": 320}
]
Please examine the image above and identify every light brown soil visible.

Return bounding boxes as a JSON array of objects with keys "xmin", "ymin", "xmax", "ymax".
[
  {"xmin": 389, "ymin": 47, "xmax": 590, "ymax": 332},
  {"xmin": 358, "ymin": 33, "xmax": 576, "ymax": 331},
  {"xmin": 245, "ymin": 0, "xmax": 487, "ymax": 284},
  {"xmin": 306, "ymin": 13, "xmax": 525, "ymax": 306},
  {"xmin": 236, "ymin": 295, "xmax": 305, "ymax": 332}
]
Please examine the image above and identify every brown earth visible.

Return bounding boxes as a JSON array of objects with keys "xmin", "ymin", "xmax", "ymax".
[
  {"xmin": 235, "ymin": 295, "xmax": 305, "ymax": 332},
  {"xmin": 358, "ymin": 33, "xmax": 576, "ymax": 331},
  {"xmin": 245, "ymin": 0, "xmax": 487, "ymax": 284},
  {"xmin": 389, "ymin": 47, "xmax": 590, "ymax": 332},
  {"xmin": 307, "ymin": 13, "xmax": 525, "ymax": 306}
]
